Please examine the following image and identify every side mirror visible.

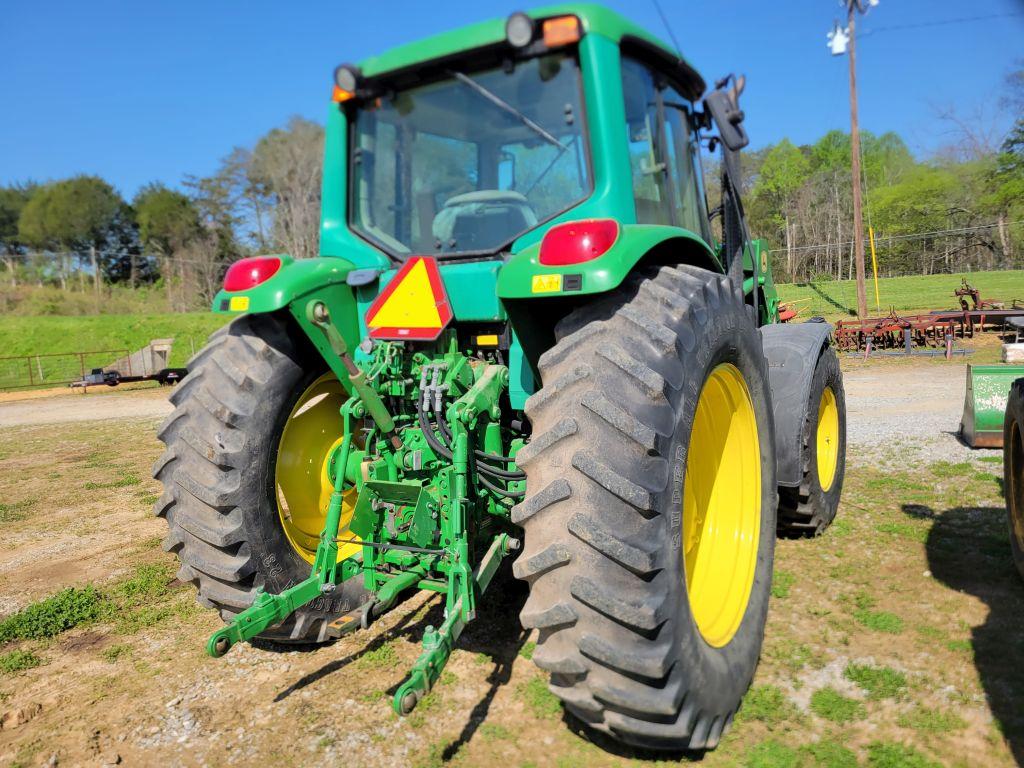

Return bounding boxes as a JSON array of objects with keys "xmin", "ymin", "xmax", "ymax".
[{"xmin": 704, "ymin": 74, "xmax": 749, "ymax": 152}]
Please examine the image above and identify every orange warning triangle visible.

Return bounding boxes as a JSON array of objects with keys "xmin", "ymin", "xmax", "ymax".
[{"xmin": 365, "ymin": 256, "xmax": 453, "ymax": 341}]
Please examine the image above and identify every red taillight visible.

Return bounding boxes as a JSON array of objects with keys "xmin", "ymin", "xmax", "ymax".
[
  {"xmin": 538, "ymin": 219, "xmax": 619, "ymax": 266},
  {"xmin": 223, "ymin": 257, "xmax": 282, "ymax": 291}
]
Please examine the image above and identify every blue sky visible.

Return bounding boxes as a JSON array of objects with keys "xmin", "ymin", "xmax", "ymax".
[{"xmin": 2, "ymin": 0, "xmax": 1022, "ymax": 199}]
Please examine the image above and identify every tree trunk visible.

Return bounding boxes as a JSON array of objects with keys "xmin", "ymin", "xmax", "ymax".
[
  {"xmin": 785, "ymin": 213, "xmax": 793, "ymax": 279},
  {"xmin": 2, "ymin": 254, "xmax": 15, "ymax": 287},
  {"xmin": 998, "ymin": 212, "xmax": 1012, "ymax": 264},
  {"xmin": 89, "ymin": 245, "xmax": 100, "ymax": 294}
]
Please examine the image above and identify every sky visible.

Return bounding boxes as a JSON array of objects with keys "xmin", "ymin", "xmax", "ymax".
[{"xmin": 2, "ymin": 0, "xmax": 1022, "ymax": 200}]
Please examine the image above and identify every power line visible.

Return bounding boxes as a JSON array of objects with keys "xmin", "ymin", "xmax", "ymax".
[
  {"xmin": 650, "ymin": 0, "xmax": 683, "ymax": 59},
  {"xmin": 1, "ymin": 251, "xmax": 231, "ymax": 268},
  {"xmin": 861, "ymin": 11, "xmax": 1024, "ymax": 36},
  {"xmin": 770, "ymin": 220, "xmax": 1024, "ymax": 255},
  {"xmin": 5, "ymin": 221, "xmax": 1020, "ymax": 267}
]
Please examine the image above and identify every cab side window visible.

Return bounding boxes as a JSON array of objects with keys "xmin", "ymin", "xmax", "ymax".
[
  {"xmin": 620, "ymin": 56, "xmax": 711, "ymax": 241},
  {"xmin": 663, "ymin": 87, "xmax": 712, "ymax": 242},
  {"xmin": 620, "ymin": 57, "xmax": 672, "ymax": 225}
]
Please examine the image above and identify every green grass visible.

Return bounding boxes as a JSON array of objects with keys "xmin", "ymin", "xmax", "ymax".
[
  {"xmin": 854, "ymin": 609, "xmax": 905, "ymax": 634},
  {"xmin": 518, "ymin": 676, "xmax": 562, "ymax": 719},
  {"xmin": 897, "ymin": 706, "xmax": 967, "ymax": 734},
  {"xmin": 875, "ymin": 522, "xmax": 929, "ymax": 543},
  {"xmin": 746, "ymin": 740, "xmax": 800, "ymax": 768},
  {"xmin": 100, "ymin": 644, "xmax": 132, "ymax": 663},
  {"xmin": 844, "ymin": 663, "xmax": 908, "ymax": 700},
  {"xmin": 84, "ymin": 471, "xmax": 141, "ymax": 490},
  {"xmin": 771, "ymin": 570, "xmax": 796, "ymax": 599},
  {"xmin": 0, "ymin": 312, "xmax": 228, "ymax": 371},
  {"xmin": 0, "ymin": 650, "xmax": 42, "ymax": 674},
  {"xmin": 738, "ymin": 685, "xmax": 798, "ymax": 727},
  {"xmin": 865, "ymin": 741, "xmax": 941, "ymax": 768},
  {"xmin": 810, "ymin": 688, "xmax": 866, "ymax": 724},
  {"xmin": 0, "ymin": 500, "xmax": 34, "ymax": 523},
  {"xmin": 518, "ymin": 640, "xmax": 536, "ymax": 660},
  {"xmin": 802, "ymin": 740, "xmax": 859, "ymax": 768},
  {"xmin": 776, "ymin": 269, "xmax": 1024, "ymax": 320}
]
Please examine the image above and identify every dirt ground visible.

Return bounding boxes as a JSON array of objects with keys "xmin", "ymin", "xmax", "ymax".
[{"xmin": 0, "ymin": 351, "xmax": 1021, "ymax": 768}]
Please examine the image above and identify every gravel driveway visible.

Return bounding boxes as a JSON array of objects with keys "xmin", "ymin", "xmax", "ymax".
[
  {"xmin": 842, "ymin": 361, "xmax": 998, "ymax": 462},
  {"xmin": 0, "ymin": 389, "xmax": 172, "ymax": 427},
  {"xmin": 0, "ymin": 362, "xmax": 994, "ymax": 461}
]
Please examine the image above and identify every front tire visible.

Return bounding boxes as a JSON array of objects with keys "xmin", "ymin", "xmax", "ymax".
[
  {"xmin": 777, "ymin": 347, "xmax": 846, "ymax": 536},
  {"xmin": 153, "ymin": 312, "xmax": 368, "ymax": 644},
  {"xmin": 512, "ymin": 265, "xmax": 777, "ymax": 751}
]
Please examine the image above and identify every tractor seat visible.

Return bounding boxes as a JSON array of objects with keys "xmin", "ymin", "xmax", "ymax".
[{"xmin": 432, "ymin": 190, "xmax": 537, "ymax": 252}]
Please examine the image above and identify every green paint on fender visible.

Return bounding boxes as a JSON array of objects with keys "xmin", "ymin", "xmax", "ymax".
[{"xmin": 496, "ymin": 224, "xmax": 718, "ymax": 299}]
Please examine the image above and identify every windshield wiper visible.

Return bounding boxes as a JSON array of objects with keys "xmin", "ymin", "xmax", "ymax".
[{"xmin": 450, "ymin": 70, "xmax": 567, "ymax": 151}]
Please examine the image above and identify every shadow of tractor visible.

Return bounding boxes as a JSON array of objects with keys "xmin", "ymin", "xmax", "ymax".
[{"xmin": 907, "ymin": 502, "xmax": 1024, "ymax": 766}]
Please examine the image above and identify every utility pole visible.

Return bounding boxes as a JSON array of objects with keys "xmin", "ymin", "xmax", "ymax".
[
  {"xmin": 847, "ymin": 3, "xmax": 867, "ymax": 319},
  {"xmin": 828, "ymin": 0, "xmax": 877, "ymax": 319}
]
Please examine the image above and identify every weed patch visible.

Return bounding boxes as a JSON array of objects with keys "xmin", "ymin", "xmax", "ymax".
[
  {"xmin": 0, "ymin": 587, "xmax": 104, "ymax": 642},
  {"xmin": 356, "ymin": 641, "xmax": 397, "ymax": 670},
  {"xmin": 0, "ymin": 650, "xmax": 42, "ymax": 674},
  {"xmin": 518, "ymin": 640, "xmax": 535, "ymax": 660},
  {"xmin": 810, "ymin": 687, "xmax": 866, "ymax": 724},
  {"xmin": 844, "ymin": 663, "xmax": 907, "ymax": 700}
]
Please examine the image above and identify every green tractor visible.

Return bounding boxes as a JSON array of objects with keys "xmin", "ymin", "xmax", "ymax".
[{"xmin": 154, "ymin": 4, "xmax": 846, "ymax": 751}]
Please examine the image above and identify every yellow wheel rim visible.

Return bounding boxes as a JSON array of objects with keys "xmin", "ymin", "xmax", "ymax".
[
  {"xmin": 816, "ymin": 386, "xmax": 840, "ymax": 492},
  {"xmin": 275, "ymin": 372, "xmax": 360, "ymax": 564},
  {"xmin": 683, "ymin": 363, "xmax": 762, "ymax": 648}
]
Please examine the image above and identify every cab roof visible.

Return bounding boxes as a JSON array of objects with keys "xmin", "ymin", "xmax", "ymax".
[{"xmin": 356, "ymin": 3, "xmax": 705, "ymax": 98}]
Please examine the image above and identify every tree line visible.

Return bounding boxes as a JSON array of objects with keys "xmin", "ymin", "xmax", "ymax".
[
  {"xmin": 0, "ymin": 116, "xmax": 323, "ymax": 312},
  {"xmin": 1, "ymin": 65, "xmax": 1021, "ymax": 312},
  {"xmin": 737, "ymin": 65, "xmax": 1023, "ymax": 283}
]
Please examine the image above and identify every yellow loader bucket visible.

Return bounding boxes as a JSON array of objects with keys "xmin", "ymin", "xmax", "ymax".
[{"xmin": 960, "ymin": 365, "xmax": 1024, "ymax": 448}]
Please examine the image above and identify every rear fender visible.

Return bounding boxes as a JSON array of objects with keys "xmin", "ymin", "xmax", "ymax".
[
  {"xmin": 212, "ymin": 255, "xmax": 362, "ymax": 387},
  {"xmin": 496, "ymin": 223, "xmax": 718, "ymax": 300},
  {"xmin": 760, "ymin": 322, "xmax": 834, "ymax": 487},
  {"xmin": 499, "ymin": 224, "xmax": 720, "ymax": 389}
]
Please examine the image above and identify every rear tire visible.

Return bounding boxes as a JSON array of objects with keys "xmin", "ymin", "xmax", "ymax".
[
  {"xmin": 1003, "ymin": 379, "xmax": 1024, "ymax": 580},
  {"xmin": 777, "ymin": 347, "xmax": 846, "ymax": 536},
  {"xmin": 513, "ymin": 265, "xmax": 777, "ymax": 751},
  {"xmin": 153, "ymin": 312, "xmax": 368, "ymax": 644}
]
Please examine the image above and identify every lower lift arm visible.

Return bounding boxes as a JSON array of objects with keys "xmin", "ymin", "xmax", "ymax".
[{"xmin": 205, "ymin": 302, "xmax": 519, "ymax": 718}]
